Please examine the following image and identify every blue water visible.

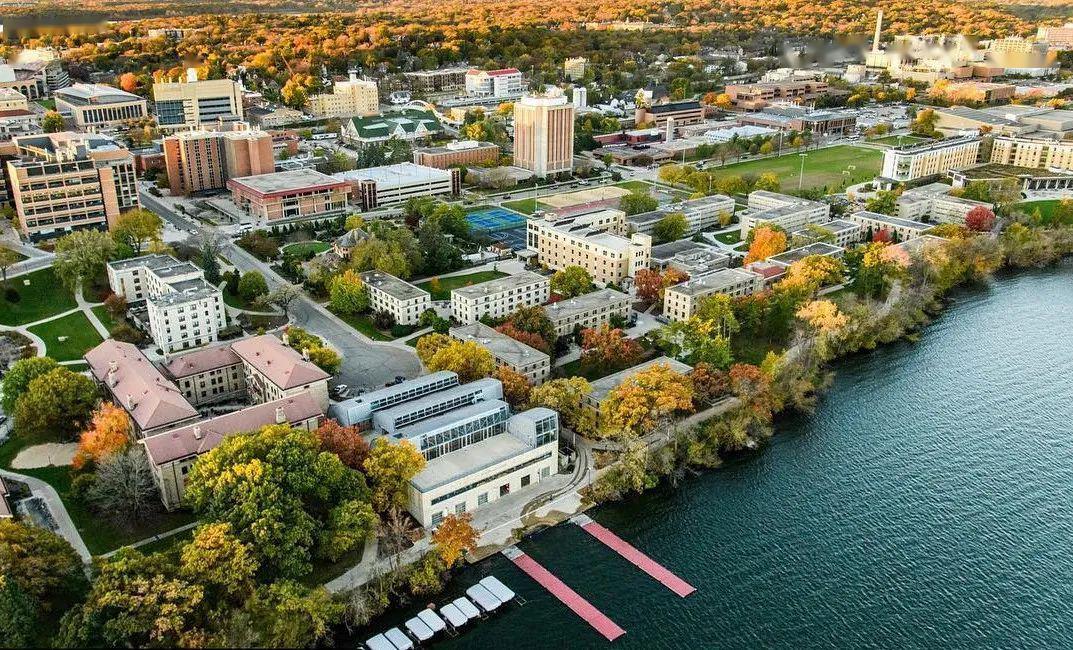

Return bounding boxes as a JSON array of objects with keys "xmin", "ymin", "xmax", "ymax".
[{"xmin": 433, "ymin": 262, "xmax": 1073, "ymax": 649}]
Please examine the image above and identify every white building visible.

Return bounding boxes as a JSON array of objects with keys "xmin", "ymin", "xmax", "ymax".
[
  {"xmin": 788, "ymin": 218, "xmax": 863, "ymax": 248},
  {"xmin": 848, "ymin": 210, "xmax": 933, "ymax": 242},
  {"xmin": 332, "ymin": 162, "xmax": 459, "ymax": 211},
  {"xmin": 895, "ymin": 183, "xmax": 994, "ymax": 225},
  {"xmin": 626, "ymin": 194, "xmax": 735, "ymax": 237},
  {"xmin": 450, "ymin": 271, "xmax": 550, "ymax": 324},
  {"xmin": 545, "ymin": 288, "xmax": 631, "ymax": 337},
  {"xmin": 152, "ymin": 70, "xmax": 245, "ymax": 130},
  {"xmin": 738, "ymin": 190, "xmax": 830, "ymax": 237},
  {"xmin": 465, "ymin": 68, "xmax": 525, "ymax": 98},
  {"xmin": 358, "ymin": 270, "xmax": 432, "ymax": 326},
  {"xmin": 663, "ymin": 268, "xmax": 764, "ymax": 322},
  {"xmin": 527, "ymin": 209, "xmax": 652, "ymax": 285},
  {"xmin": 54, "ymin": 83, "xmax": 148, "ymax": 130},
  {"xmin": 106, "ymin": 254, "xmax": 226, "ymax": 355},
  {"xmin": 880, "ymin": 136, "xmax": 981, "ymax": 183},
  {"xmin": 449, "ymin": 322, "xmax": 551, "ymax": 385}
]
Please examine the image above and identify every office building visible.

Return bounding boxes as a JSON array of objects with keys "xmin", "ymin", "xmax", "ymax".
[
  {"xmin": 163, "ymin": 127, "xmax": 275, "ymax": 196},
  {"xmin": 306, "ymin": 72, "xmax": 379, "ymax": 119},
  {"xmin": 465, "ymin": 68, "xmax": 524, "ymax": 98},
  {"xmin": 788, "ymin": 218, "xmax": 863, "ymax": 248},
  {"xmin": 227, "ymin": 169, "xmax": 349, "ymax": 222},
  {"xmin": 358, "ymin": 270, "xmax": 432, "ymax": 326},
  {"xmin": 738, "ymin": 191, "xmax": 830, "ymax": 237},
  {"xmin": 163, "ymin": 344, "xmax": 247, "ymax": 406},
  {"xmin": 564, "ymin": 57, "xmax": 589, "ymax": 81},
  {"xmin": 152, "ymin": 70, "xmax": 244, "ymax": 130},
  {"xmin": 662, "ymin": 268, "xmax": 764, "ymax": 322},
  {"xmin": 626, "ymin": 194, "xmax": 735, "ymax": 237},
  {"xmin": 54, "ymin": 83, "xmax": 148, "ymax": 130},
  {"xmin": 5, "ymin": 132, "xmax": 139, "ymax": 241},
  {"xmin": 341, "ymin": 109, "xmax": 443, "ymax": 146},
  {"xmin": 231, "ymin": 334, "xmax": 331, "ymax": 411},
  {"xmin": 633, "ymin": 101, "xmax": 705, "ymax": 129},
  {"xmin": 450, "ymin": 322, "xmax": 551, "ymax": 385},
  {"xmin": 412, "ymin": 140, "xmax": 499, "ymax": 168},
  {"xmin": 513, "ymin": 92, "xmax": 575, "ymax": 178},
  {"xmin": 332, "ymin": 162, "xmax": 460, "ymax": 211},
  {"xmin": 1037, "ymin": 24, "xmax": 1073, "ymax": 49},
  {"xmin": 403, "ymin": 67, "xmax": 469, "ymax": 93},
  {"xmin": 848, "ymin": 211, "xmax": 932, "ymax": 242},
  {"xmin": 650, "ymin": 240, "xmax": 731, "ymax": 276},
  {"xmin": 450, "ymin": 271, "xmax": 550, "ymax": 324},
  {"xmin": 880, "ymin": 136, "xmax": 981, "ymax": 183},
  {"xmin": 246, "ymin": 105, "xmax": 304, "ymax": 129},
  {"xmin": 738, "ymin": 106, "xmax": 858, "ymax": 136},
  {"xmin": 527, "ymin": 208, "xmax": 652, "ymax": 285},
  {"xmin": 990, "ymin": 134, "xmax": 1073, "ymax": 172},
  {"xmin": 107, "ymin": 254, "xmax": 226, "ymax": 355},
  {"xmin": 330, "ymin": 371, "xmax": 461, "ymax": 429},
  {"xmin": 545, "ymin": 288, "xmax": 631, "ymax": 337},
  {"xmin": 723, "ymin": 81, "xmax": 831, "ymax": 110}
]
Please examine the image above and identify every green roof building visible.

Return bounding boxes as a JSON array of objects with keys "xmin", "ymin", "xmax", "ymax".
[{"xmin": 341, "ymin": 109, "xmax": 442, "ymax": 145}]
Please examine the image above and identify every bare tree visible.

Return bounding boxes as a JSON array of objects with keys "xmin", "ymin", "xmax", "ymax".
[
  {"xmin": 379, "ymin": 507, "xmax": 418, "ymax": 572},
  {"xmin": 88, "ymin": 448, "xmax": 159, "ymax": 526},
  {"xmin": 259, "ymin": 284, "xmax": 304, "ymax": 319}
]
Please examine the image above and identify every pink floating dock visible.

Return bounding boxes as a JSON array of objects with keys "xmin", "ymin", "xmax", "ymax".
[
  {"xmin": 575, "ymin": 515, "xmax": 696, "ymax": 598},
  {"xmin": 504, "ymin": 548, "xmax": 626, "ymax": 642}
]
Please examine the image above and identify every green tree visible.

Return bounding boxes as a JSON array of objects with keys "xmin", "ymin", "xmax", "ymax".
[
  {"xmin": 13, "ymin": 367, "xmax": 98, "ymax": 441},
  {"xmin": 865, "ymin": 190, "xmax": 900, "ymax": 216},
  {"xmin": 0, "ymin": 246, "xmax": 21, "ymax": 290},
  {"xmin": 328, "ymin": 270, "xmax": 369, "ymax": 314},
  {"xmin": 317, "ymin": 499, "xmax": 378, "ymax": 561},
  {"xmin": 0, "ymin": 520, "xmax": 85, "ymax": 608},
  {"xmin": 0, "ymin": 575, "xmax": 36, "ymax": 648},
  {"xmin": 238, "ymin": 270, "xmax": 269, "ymax": 302},
  {"xmin": 53, "ymin": 229, "xmax": 116, "ymax": 290},
  {"xmin": 112, "ymin": 208, "xmax": 163, "ymax": 255},
  {"xmin": 619, "ymin": 190, "xmax": 659, "ymax": 216},
  {"xmin": 550, "ymin": 265, "xmax": 593, "ymax": 298},
  {"xmin": 528, "ymin": 377, "xmax": 594, "ymax": 434},
  {"xmin": 652, "ymin": 212, "xmax": 688, "ymax": 243},
  {"xmin": 180, "ymin": 523, "xmax": 259, "ymax": 601},
  {"xmin": 363, "ymin": 438, "xmax": 426, "ymax": 512},
  {"xmin": 753, "ymin": 171, "xmax": 780, "ymax": 192},
  {"xmin": 1, "ymin": 356, "xmax": 58, "ymax": 413},
  {"xmin": 504, "ymin": 305, "xmax": 556, "ymax": 348},
  {"xmin": 241, "ymin": 580, "xmax": 342, "ymax": 649},
  {"xmin": 42, "ymin": 110, "xmax": 65, "ymax": 133}
]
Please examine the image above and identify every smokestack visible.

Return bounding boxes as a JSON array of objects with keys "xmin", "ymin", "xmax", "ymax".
[
  {"xmin": 872, "ymin": 10, "xmax": 884, "ymax": 52},
  {"xmin": 665, "ymin": 116, "xmax": 675, "ymax": 143},
  {"xmin": 275, "ymin": 407, "xmax": 287, "ymax": 424},
  {"xmin": 193, "ymin": 426, "xmax": 202, "ymax": 440}
]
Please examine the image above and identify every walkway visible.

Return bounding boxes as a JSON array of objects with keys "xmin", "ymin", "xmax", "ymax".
[
  {"xmin": 0, "ymin": 468, "xmax": 91, "ymax": 563},
  {"xmin": 99, "ymin": 521, "xmax": 200, "ymax": 559},
  {"xmin": 573, "ymin": 514, "xmax": 695, "ymax": 597}
]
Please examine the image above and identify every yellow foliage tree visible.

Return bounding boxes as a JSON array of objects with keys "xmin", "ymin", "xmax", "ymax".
[
  {"xmin": 425, "ymin": 340, "xmax": 496, "ymax": 382},
  {"xmin": 415, "ymin": 333, "xmax": 452, "ymax": 367},
  {"xmin": 783, "ymin": 255, "xmax": 845, "ymax": 292},
  {"xmin": 431, "ymin": 512, "xmax": 478, "ymax": 567},
  {"xmin": 363, "ymin": 438, "xmax": 426, "ymax": 512},
  {"xmin": 744, "ymin": 226, "xmax": 788, "ymax": 265},
  {"xmin": 796, "ymin": 299, "xmax": 848, "ymax": 334},
  {"xmin": 598, "ymin": 362, "xmax": 694, "ymax": 438},
  {"xmin": 73, "ymin": 402, "xmax": 131, "ymax": 470}
]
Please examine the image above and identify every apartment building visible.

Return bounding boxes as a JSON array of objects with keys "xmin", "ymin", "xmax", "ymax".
[
  {"xmin": 5, "ymin": 132, "xmax": 139, "ymax": 241},
  {"xmin": 724, "ymin": 81, "xmax": 830, "ymax": 111},
  {"xmin": 880, "ymin": 136, "xmax": 981, "ymax": 183},
  {"xmin": 450, "ymin": 271, "xmax": 550, "ymax": 324},
  {"xmin": 246, "ymin": 106, "xmax": 304, "ymax": 129},
  {"xmin": 545, "ymin": 288, "xmax": 631, "ymax": 337},
  {"xmin": 0, "ymin": 88, "xmax": 28, "ymax": 112},
  {"xmin": 333, "ymin": 163, "xmax": 460, "ymax": 211},
  {"xmin": 358, "ymin": 270, "xmax": 432, "ymax": 326},
  {"xmin": 1038, "ymin": 23, "xmax": 1073, "ymax": 49},
  {"xmin": 450, "ymin": 322, "xmax": 552, "ymax": 385},
  {"xmin": 227, "ymin": 169, "xmax": 349, "ymax": 222},
  {"xmin": 412, "ymin": 140, "xmax": 499, "ymax": 168},
  {"xmin": 738, "ymin": 190, "xmax": 830, "ymax": 237},
  {"xmin": 403, "ymin": 67, "xmax": 469, "ymax": 93},
  {"xmin": 527, "ymin": 209, "xmax": 652, "ymax": 285},
  {"xmin": 163, "ymin": 344, "xmax": 247, "ymax": 406},
  {"xmin": 231, "ymin": 334, "xmax": 331, "ymax": 411},
  {"xmin": 626, "ymin": 194, "xmax": 735, "ymax": 237},
  {"xmin": 848, "ymin": 211, "xmax": 932, "ymax": 242},
  {"xmin": 54, "ymin": 83, "xmax": 148, "ymax": 130},
  {"xmin": 564, "ymin": 57, "xmax": 589, "ymax": 81},
  {"xmin": 163, "ymin": 128, "xmax": 275, "ymax": 195},
  {"xmin": 85, "ymin": 340, "xmax": 200, "ymax": 437},
  {"xmin": 895, "ymin": 183, "xmax": 994, "ymax": 225},
  {"xmin": 767, "ymin": 242, "xmax": 846, "ymax": 268},
  {"xmin": 465, "ymin": 68, "xmax": 525, "ymax": 98},
  {"xmin": 788, "ymin": 218, "xmax": 863, "ymax": 248},
  {"xmin": 662, "ymin": 268, "xmax": 764, "ymax": 322},
  {"xmin": 513, "ymin": 92, "xmax": 575, "ymax": 178},
  {"xmin": 633, "ymin": 101, "xmax": 705, "ymax": 129},
  {"xmin": 990, "ymin": 134, "xmax": 1073, "ymax": 172},
  {"xmin": 152, "ymin": 71, "xmax": 244, "ymax": 130},
  {"xmin": 306, "ymin": 73, "xmax": 379, "ymax": 119},
  {"xmin": 107, "ymin": 254, "xmax": 227, "ymax": 355}
]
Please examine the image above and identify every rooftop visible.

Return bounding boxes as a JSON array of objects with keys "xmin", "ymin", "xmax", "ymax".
[
  {"xmin": 888, "ymin": 135, "xmax": 979, "ymax": 154},
  {"xmin": 55, "ymin": 83, "xmax": 144, "ymax": 106},
  {"xmin": 789, "ymin": 218, "xmax": 861, "ymax": 236},
  {"xmin": 411, "ymin": 430, "xmax": 533, "ymax": 492},
  {"xmin": 852, "ymin": 210, "xmax": 932, "ymax": 231},
  {"xmin": 666, "ymin": 267, "xmax": 761, "ymax": 297},
  {"xmin": 767, "ymin": 242, "xmax": 845, "ymax": 267},
  {"xmin": 164, "ymin": 344, "xmax": 242, "ymax": 379},
  {"xmin": 358, "ymin": 270, "xmax": 429, "ymax": 302},
  {"xmin": 450, "ymin": 322, "xmax": 550, "ymax": 367},
  {"xmin": 230, "ymin": 334, "xmax": 330, "ymax": 390},
  {"xmin": 393, "ymin": 398, "xmax": 509, "ymax": 443},
  {"xmin": 546, "ymin": 288, "xmax": 630, "ymax": 322},
  {"xmin": 651, "ymin": 239, "xmax": 709, "ymax": 262},
  {"xmin": 227, "ymin": 169, "xmax": 347, "ymax": 197},
  {"xmin": 589, "ymin": 357, "xmax": 693, "ymax": 404},
  {"xmin": 451, "ymin": 271, "xmax": 548, "ymax": 300},
  {"xmin": 333, "ymin": 162, "xmax": 451, "ymax": 188},
  {"xmin": 85, "ymin": 340, "xmax": 198, "ymax": 431}
]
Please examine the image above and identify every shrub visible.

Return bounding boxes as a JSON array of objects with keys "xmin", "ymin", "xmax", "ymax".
[
  {"xmin": 372, "ymin": 310, "xmax": 395, "ymax": 330},
  {"xmin": 4, "ymin": 288, "xmax": 19, "ymax": 303}
]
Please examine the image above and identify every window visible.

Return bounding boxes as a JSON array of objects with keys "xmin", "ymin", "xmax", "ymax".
[
  {"xmin": 520, "ymin": 474, "xmax": 531, "ymax": 488},
  {"xmin": 455, "ymin": 502, "xmax": 466, "ymax": 514},
  {"xmin": 477, "ymin": 492, "xmax": 488, "ymax": 506},
  {"xmin": 431, "ymin": 511, "xmax": 444, "ymax": 527}
]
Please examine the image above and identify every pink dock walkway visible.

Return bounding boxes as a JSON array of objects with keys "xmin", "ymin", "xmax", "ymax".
[
  {"xmin": 577, "ymin": 517, "xmax": 696, "ymax": 598},
  {"xmin": 505, "ymin": 548, "xmax": 626, "ymax": 642}
]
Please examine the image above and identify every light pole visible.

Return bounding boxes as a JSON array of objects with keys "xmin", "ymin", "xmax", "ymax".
[{"xmin": 798, "ymin": 153, "xmax": 808, "ymax": 191}]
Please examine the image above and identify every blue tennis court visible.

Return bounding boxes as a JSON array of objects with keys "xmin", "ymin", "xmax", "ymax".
[
  {"xmin": 489, "ymin": 226, "xmax": 527, "ymax": 250},
  {"xmin": 466, "ymin": 207, "xmax": 527, "ymax": 233}
]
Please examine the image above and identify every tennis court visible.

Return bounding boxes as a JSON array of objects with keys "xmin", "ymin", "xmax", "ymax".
[
  {"xmin": 466, "ymin": 207, "xmax": 527, "ymax": 233},
  {"xmin": 489, "ymin": 226, "xmax": 528, "ymax": 250}
]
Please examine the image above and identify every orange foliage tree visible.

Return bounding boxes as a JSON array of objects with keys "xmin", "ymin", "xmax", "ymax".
[
  {"xmin": 580, "ymin": 324, "xmax": 642, "ymax": 375},
  {"xmin": 744, "ymin": 226, "xmax": 788, "ymax": 265},
  {"xmin": 316, "ymin": 419, "xmax": 371, "ymax": 470},
  {"xmin": 431, "ymin": 512, "xmax": 479, "ymax": 568},
  {"xmin": 72, "ymin": 403, "xmax": 131, "ymax": 470}
]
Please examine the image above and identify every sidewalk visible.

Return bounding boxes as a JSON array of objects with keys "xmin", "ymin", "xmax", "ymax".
[{"xmin": 0, "ymin": 468, "xmax": 92, "ymax": 563}]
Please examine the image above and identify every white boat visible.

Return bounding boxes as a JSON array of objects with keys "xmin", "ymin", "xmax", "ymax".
[
  {"xmin": 452, "ymin": 597, "xmax": 481, "ymax": 620},
  {"xmin": 478, "ymin": 576, "xmax": 516, "ymax": 603},
  {"xmin": 365, "ymin": 633, "xmax": 395, "ymax": 650},
  {"xmin": 384, "ymin": 627, "xmax": 414, "ymax": 650},
  {"xmin": 439, "ymin": 603, "xmax": 469, "ymax": 629},
  {"xmin": 417, "ymin": 609, "xmax": 447, "ymax": 634},
  {"xmin": 404, "ymin": 617, "xmax": 434, "ymax": 642},
  {"xmin": 465, "ymin": 584, "xmax": 502, "ymax": 613}
]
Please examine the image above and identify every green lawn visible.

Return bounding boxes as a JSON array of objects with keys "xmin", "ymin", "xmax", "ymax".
[
  {"xmin": 869, "ymin": 134, "xmax": 929, "ymax": 147},
  {"xmin": 416, "ymin": 270, "xmax": 509, "ymax": 300},
  {"xmin": 613, "ymin": 180, "xmax": 655, "ymax": 193},
  {"xmin": 1016, "ymin": 200, "xmax": 1063, "ymax": 225},
  {"xmin": 91, "ymin": 305, "xmax": 116, "ymax": 331},
  {"xmin": 28, "ymin": 311, "xmax": 104, "ymax": 361},
  {"xmin": 36, "ymin": 98, "xmax": 56, "ymax": 110},
  {"xmin": 714, "ymin": 230, "xmax": 742, "ymax": 245},
  {"xmin": 223, "ymin": 286, "xmax": 272, "ymax": 312},
  {"xmin": 502, "ymin": 198, "xmax": 545, "ymax": 215},
  {"xmin": 282, "ymin": 241, "xmax": 331, "ymax": 257},
  {"xmin": 330, "ymin": 309, "xmax": 393, "ymax": 341},
  {"xmin": 705, "ymin": 145, "xmax": 883, "ymax": 193},
  {"xmin": 0, "ymin": 267, "xmax": 77, "ymax": 326}
]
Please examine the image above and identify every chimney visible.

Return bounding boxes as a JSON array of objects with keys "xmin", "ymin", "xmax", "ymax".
[
  {"xmin": 281, "ymin": 331, "xmax": 289, "ymax": 345},
  {"xmin": 275, "ymin": 406, "xmax": 287, "ymax": 424},
  {"xmin": 108, "ymin": 373, "xmax": 118, "ymax": 388},
  {"xmin": 186, "ymin": 67, "xmax": 198, "ymax": 83},
  {"xmin": 349, "ymin": 70, "xmax": 358, "ymax": 83},
  {"xmin": 301, "ymin": 348, "xmax": 310, "ymax": 360},
  {"xmin": 193, "ymin": 426, "xmax": 202, "ymax": 440},
  {"xmin": 108, "ymin": 360, "xmax": 118, "ymax": 374},
  {"xmin": 125, "ymin": 394, "xmax": 134, "ymax": 410}
]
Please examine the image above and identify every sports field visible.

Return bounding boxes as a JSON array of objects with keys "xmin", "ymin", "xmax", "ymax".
[
  {"xmin": 466, "ymin": 207, "xmax": 527, "ymax": 232},
  {"xmin": 705, "ymin": 145, "xmax": 883, "ymax": 193},
  {"xmin": 870, "ymin": 134, "xmax": 929, "ymax": 147}
]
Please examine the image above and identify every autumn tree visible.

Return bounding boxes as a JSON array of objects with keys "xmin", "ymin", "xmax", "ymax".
[
  {"xmin": 580, "ymin": 324, "xmax": 642, "ymax": 375},
  {"xmin": 690, "ymin": 362, "xmax": 730, "ymax": 405},
  {"xmin": 53, "ymin": 229, "xmax": 116, "ymax": 290},
  {"xmin": 498, "ymin": 305, "xmax": 556, "ymax": 351},
  {"xmin": 363, "ymin": 438, "xmax": 426, "ymax": 512},
  {"xmin": 744, "ymin": 225, "xmax": 788, "ymax": 264},
  {"xmin": 415, "ymin": 332, "xmax": 452, "ymax": 365},
  {"xmin": 316, "ymin": 419, "xmax": 371, "ymax": 470},
  {"xmin": 496, "ymin": 365, "xmax": 532, "ymax": 408},
  {"xmin": 112, "ymin": 208, "xmax": 163, "ymax": 254},
  {"xmin": 0, "ymin": 520, "xmax": 86, "ymax": 610},
  {"xmin": 239, "ymin": 580, "xmax": 342, "ymax": 648},
  {"xmin": 329, "ymin": 270, "xmax": 369, "ymax": 314},
  {"xmin": 1, "ymin": 356, "xmax": 58, "ymax": 413},
  {"xmin": 426, "ymin": 339, "xmax": 495, "ymax": 381},
  {"xmin": 431, "ymin": 512, "xmax": 478, "ymax": 567},
  {"xmin": 753, "ymin": 171, "xmax": 780, "ymax": 192},
  {"xmin": 180, "ymin": 522, "xmax": 259, "ymax": 601},
  {"xmin": 783, "ymin": 254, "xmax": 845, "ymax": 293},
  {"xmin": 496, "ymin": 322, "xmax": 551, "ymax": 353},
  {"xmin": 73, "ymin": 402, "xmax": 131, "ymax": 470},
  {"xmin": 634, "ymin": 267, "xmax": 688, "ymax": 303},
  {"xmin": 528, "ymin": 377, "xmax": 594, "ymax": 434},
  {"xmin": 550, "ymin": 265, "xmax": 593, "ymax": 298},
  {"xmin": 599, "ymin": 362, "xmax": 694, "ymax": 438},
  {"xmin": 13, "ymin": 366, "xmax": 98, "ymax": 441},
  {"xmin": 652, "ymin": 212, "xmax": 688, "ymax": 243},
  {"xmin": 42, "ymin": 111, "xmax": 64, "ymax": 133},
  {"xmin": 619, "ymin": 189, "xmax": 658, "ymax": 216},
  {"xmin": 965, "ymin": 206, "xmax": 996, "ymax": 232}
]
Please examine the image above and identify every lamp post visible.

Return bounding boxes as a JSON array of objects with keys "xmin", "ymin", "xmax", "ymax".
[{"xmin": 798, "ymin": 153, "xmax": 808, "ymax": 191}]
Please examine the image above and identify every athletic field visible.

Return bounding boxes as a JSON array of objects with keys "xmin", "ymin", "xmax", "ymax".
[{"xmin": 704, "ymin": 145, "xmax": 883, "ymax": 193}]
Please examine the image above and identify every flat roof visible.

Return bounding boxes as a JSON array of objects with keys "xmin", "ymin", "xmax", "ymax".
[
  {"xmin": 451, "ymin": 271, "xmax": 547, "ymax": 300},
  {"xmin": 789, "ymin": 218, "xmax": 861, "ymax": 235},
  {"xmin": 767, "ymin": 242, "xmax": 845, "ymax": 266},
  {"xmin": 852, "ymin": 210, "xmax": 932, "ymax": 231},
  {"xmin": 450, "ymin": 322, "xmax": 550, "ymax": 367},
  {"xmin": 666, "ymin": 267, "xmax": 760, "ymax": 297},
  {"xmin": 651, "ymin": 239, "xmax": 709, "ymax": 261},
  {"xmin": 228, "ymin": 169, "xmax": 348, "ymax": 197},
  {"xmin": 888, "ymin": 135, "xmax": 979, "ymax": 154},
  {"xmin": 589, "ymin": 356, "xmax": 693, "ymax": 404},
  {"xmin": 411, "ymin": 430, "xmax": 534, "ymax": 492},
  {"xmin": 358, "ymin": 270, "xmax": 429, "ymax": 302},
  {"xmin": 332, "ymin": 162, "xmax": 451, "ymax": 188},
  {"xmin": 545, "ymin": 288, "xmax": 630, "ymax": 322},
  {"xmin": 393, "ymin": 399, "xmax": 508, "ymax": 443}
]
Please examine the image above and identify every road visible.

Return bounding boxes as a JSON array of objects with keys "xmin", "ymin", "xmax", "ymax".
[{"xmin": 139, "ymin": 190, "xmax": 422, "ymax": 390}]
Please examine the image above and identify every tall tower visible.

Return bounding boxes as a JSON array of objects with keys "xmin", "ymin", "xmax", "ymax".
[
  {"xmin": 872, "ymin": 10, "xmax": 884, "ymax": 52},
  {"xmin": 513, "ymin": 93, "xmax": 575, "ymax": 178}
]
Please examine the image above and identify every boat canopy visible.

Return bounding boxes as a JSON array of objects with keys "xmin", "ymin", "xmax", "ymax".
[
  {"xmin": 466, "ymin": 584, "xmax": 502, "ymax": 612},
  {"xmin": 365, "ymin": 633, "xmax": 395, "ymax": 650},
  {"xmin": 479, "ymin": 576, "xmax": 516, "ymax": 602},
  {"xmin": 404, "ymin": 617, "xmax": 434, "ymax": 642},
  {"xmin": 417, "ymin": 609, "xmax": 447, "ymax": 633},
  {"xmin": 440, "ymin": 602, "xmax": 469, "ymax": 627},
  {"xmin": 384, "ymin": 627, "xmax": 414, "ymax": 650},
  {"xmin": 452, "ymin": 597, "xmax": 481, "ymax": 620}
]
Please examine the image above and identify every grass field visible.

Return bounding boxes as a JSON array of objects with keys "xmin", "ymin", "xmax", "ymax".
[
  {"xmin": 705, "ymin": 145, "xmax": 883, "ymax": 193},
  {"xmin": 1016, "ymin": 200, "xmax": 1063, "ymax": 224},
  {"xmin": 416, "ymin": 270, "xmax": 509, "ymax": 300},
  {"xmin": 714, "ymin": 230, "xmax": 742, "ymax": 245},
  {"xmin": 28, "ymin": 311, "xmax": 104, "ymax": 361},
  {"xmin": 869, "ymin": 134, "xmax": 929, "ymax": 147},
  {"xmin": 502, "ymin": 198, "xmax": 546, "ymax": 215},
  {"xmin": 613, "ymin": 180, "xmax": 654, "ymax": 193},
  {"xmin": 223, "ymin": 286, "xmax": 272, "ymax": 312},
  {"xmin": 282, "ymin": 241, "xmax": 331, "ymax": 257},
  {"xmin": 330, "ymin": 309, "xmax": 393, "ymax": 341},
  {"xmin": 0, "ymin": 267, "xmax": 77, "ymax": 326},
  {"xmin": 92, "ymin": 305, "xmax": 116, "ymax": 331}
]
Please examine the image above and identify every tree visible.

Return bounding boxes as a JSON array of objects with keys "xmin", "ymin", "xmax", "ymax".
[
  {"xmin": 865, "ymin": 190, "xmax": 900, "ymax": 216},
  {"xmin": 13, "ymin": 367, "xmax": 98, "ymax": 442},
  {"xmin": 316, "ymin": 420, "xmax": 371, "ymax": 470},
  {"xmin": 306, "ymin": 346, "xmax": 341, "ymax": 374},
  {"xmin": 580, "ymin": 324, "xmax": 642, "ymax": 375},
  {"xmin": 423, "ymin": 339, "xmax": 496, "ymax": 382},
  {"xmin": 910, "ymin": 108, "xmax": 939, "ymax": 137},
  {"xmin": 363, "ymin": 438, "xmax": 426, "ymax": 512},
  {"xmin": 104, "ymin": 293, "xmax": 129, "ymax": 321},
  {"xmin": 415, "ymin": 332, "xmax": 452, "ymax": 366},
  {"xmin": 180, "ymin": 523, "xmax": 259, "ymax": 601},
  {"xmin": 496, "ymin": 365, "xmax": 532, "ymax": 408},
  {"xmin": 502, "ymin": 305, "xmax": 556, "ymax": 348},
  {"xmin": 42, "ymin": 110, "xmax": 64, "ymax": 133},
  {"xmin": 0, "ymin": 520, "xmax": 85, "ymax": 608},
  {"xmin": 0, "ymin": 575, "xmax": 35, "ymax": 648},
  {"xmin": 88, "ymin": 447, "xmax": 160, "ymax": 525},
  {"xmin": 744, "ymin": 225, "xmax": 788, "ymax": 264},
  {"xmin": 496, "ymin": 322, "xmax": 551, "ymax": 354},
  {"xmin": 690, "ymin": 362, "xmax": 730, "ymax": 404},
  {"xmin": 619, "ymin": 189, "xmax": 658, "ymax": 216},
  {"xmin": 318, "ymin": 499, "xmax": 378, "ymax": 562},
  {"xmin": 965, "ymin": 205, "xmax": 996, "ymax": 232},
  {"xmin": 753, "ymin": 171, "xmax": 780, "ymax": 192},
  {"xmin": 431, "ymin": 512, "xmax": 478, "ymax": 567},
  {"xmin": 112, "ymin": 208, "xmax": 163, "ymax": 254},
  {"xmin": 783, "ymin": 255, "xmax": 845, "ymax": 292},
  {"xmin": 0, "ymin": 246, "xmax": 20, "ymax": 290},
  {"xmin": 1, "ymin": 356, "xmax": 58, "ymax": 413},
  {"xmin": 652, "ymin": 212, "xmax": 688, "ymax": 243},
  {"xmin": 550, "ymin": 265, "xmax": 593, "ymax": 298},
  {"xmin": 238, "ymin": 270, "xmax": 269, "ymax": 302},
  {"xmin": 599, "ymin": 362, "xmax": 694, "ymax": 437},
  {"xmin": 53, "ymin": 229, "xmax": 116, "ymax": 290},
  {"xmin": 73, "ymin": 402, "xmax": 131, "ymax": 470},
  {"xmin": 261, "ymin": 284, "xmax": 303, "ymax": 318},
  {"xmin": 242, "ymin": 580, "xmax": 342, "ymax": 648},
  {"xmin": 328, "ymin": 269, "xmax": 370, "ymax": 315},
  {"xmin": 529, "ymin": 377, "xmax": 594, "ymax": 433},
  {"xmin": 657, "ymin": 316, "xmax": 734, "ymax": 368}
]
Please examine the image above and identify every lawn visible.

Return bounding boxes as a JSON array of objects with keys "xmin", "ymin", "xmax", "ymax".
[
  {"xmin": 714, "ymin": 230, "xmax": 742, "ymax": 245},
  {"xmin": 282, "ymin": 241, "xmax": 331, "ymax": 257},
  {"xmin": 223, "ymin": 286, "xmax": 272, "ymax": 312},
  {"xmin": 0, "ymin": 267, "xmax": 77, "ymax": 326},
  {"xmin": 36, "ymin": 98, "xmax": 56, "ymax": 110},
  {"xmin": 92, "ymin": 305, "xmax": 116, "ymax": 331},
  {"xmin": 415, "ymin": 270, "xmax": 509, "ymax": 300},
  {"xmin": 502, "ymin": 198, "xmax": 546, "ymax": 215},
  {"xmin": 613, "ymin": 180, "xmax": 655, "ymax": 193},
  {"xmin": 330, "ymin": 309, "xmax": 393, "ymax": 341},
  {"xmin": 869, "ymin": 134, "xmax": 929, "ymax": 147},
  {"xmin": 28, "ymin": 311, "xmax": 104, "ymax": 361},
  {"xmin": 705, "ymin": 145, "xmax": 883, "ymax": 193},
  {"xmin": 1016, "ymin": 199, "xmax": 1064, "ymax": 224}
]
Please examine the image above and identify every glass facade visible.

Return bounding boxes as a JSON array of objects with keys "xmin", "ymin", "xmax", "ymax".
[{"xmin": 416, "ymin": 404, "xmax": 509, "ymax": 460}]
